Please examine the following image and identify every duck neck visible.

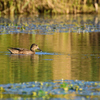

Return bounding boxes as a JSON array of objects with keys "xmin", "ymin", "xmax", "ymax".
[{"xmin": 30, "ymin": 48, "xmax": 35, "ymax": 52}]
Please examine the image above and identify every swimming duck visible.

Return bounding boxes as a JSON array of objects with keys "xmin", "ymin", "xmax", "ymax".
[{"xmin": 8, "ymin": 43, "xmax": 42, "ymax": 54}]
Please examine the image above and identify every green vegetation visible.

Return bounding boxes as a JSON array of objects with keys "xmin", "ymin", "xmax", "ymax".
[
  {"xmin": 0, "ymin": 0, "xmax": 98, "ymax": 15},
  {"xmin": 0, "ymin": 81, "xmax": 100, "ymax": 99}
]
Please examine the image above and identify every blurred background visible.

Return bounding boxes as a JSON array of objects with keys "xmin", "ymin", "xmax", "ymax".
[{"xmin": 0, "ymin": 0, "xmax": 100, "ymax": 15}]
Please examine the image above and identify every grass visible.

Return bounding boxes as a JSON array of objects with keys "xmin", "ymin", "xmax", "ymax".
[{"xmin": 0, "ymin": 0, "xmax": 99, "ymax": 15}]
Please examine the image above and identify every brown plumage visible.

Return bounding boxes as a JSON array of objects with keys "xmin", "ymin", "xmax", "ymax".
[{"xmin": 8, "ymin": 43, "xmax": 42, "ymax": 54}]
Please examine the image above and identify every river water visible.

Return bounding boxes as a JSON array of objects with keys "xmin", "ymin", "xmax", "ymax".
[{"xmin": 0, "ymin": 14, "xmax": 100, "ymax": 99}]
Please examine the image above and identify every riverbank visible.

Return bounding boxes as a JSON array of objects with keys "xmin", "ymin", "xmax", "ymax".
[{"xmin": 0, "ymin": 0, "xmax": 99, "ymax": 15}]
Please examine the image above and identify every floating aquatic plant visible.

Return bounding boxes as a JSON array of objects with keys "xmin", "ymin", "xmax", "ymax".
[{"xmin": 0, "ymin": 80, "xmax": 100, "ymax": 97}]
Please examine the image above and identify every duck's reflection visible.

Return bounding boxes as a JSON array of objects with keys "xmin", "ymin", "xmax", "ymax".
[
  {"xmin": 9, "ymin": 54, "xmax": 39, "ymax": 61},
  {"xmin": 7, "ymin": 54, "xmax": 42, "ymax": 83}
]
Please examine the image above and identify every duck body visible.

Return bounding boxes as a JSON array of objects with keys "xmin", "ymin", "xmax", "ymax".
[
  {"xmin": 8, "ymin": 44, "xmax": 42, "ymax": 54},
  {"xmin": 8, "ymin": 48, "xmax": 35, "ymax": 54}
]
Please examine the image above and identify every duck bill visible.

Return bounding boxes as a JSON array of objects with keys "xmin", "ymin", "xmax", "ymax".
[{"xmin": 37, "ymin": 48, "xmax": 42, "ymax": 51}]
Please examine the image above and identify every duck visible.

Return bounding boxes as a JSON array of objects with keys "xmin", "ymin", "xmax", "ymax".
[{"xmin": 8, "ymin": 43, "xmax": 42, "ymax": 54}]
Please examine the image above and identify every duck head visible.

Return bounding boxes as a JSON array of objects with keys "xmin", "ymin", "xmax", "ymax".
[{"xmin": 30, "ymin": 44, "xmax": 42, "ymax": 52}]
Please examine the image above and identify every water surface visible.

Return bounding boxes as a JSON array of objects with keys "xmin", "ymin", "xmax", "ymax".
[{"xmin": 0, "ymin": 14, "xmax": 100, "ymax": 99}]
